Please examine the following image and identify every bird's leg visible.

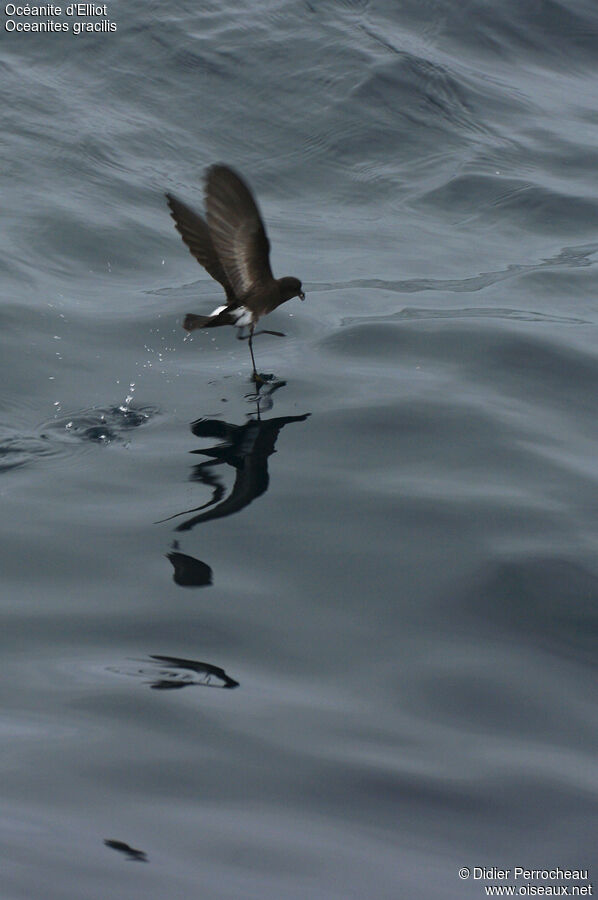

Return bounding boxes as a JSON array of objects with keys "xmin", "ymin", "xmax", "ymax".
[
  {"xmin": 238, "ymin": 329, "xmax": 286, "ymax": 339},
  {"xmin": 248, "ymin": 324, "xmax": 262, "ymax": 383}
]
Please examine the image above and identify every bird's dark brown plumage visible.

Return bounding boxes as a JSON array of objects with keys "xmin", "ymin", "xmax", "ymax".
[
  {"xmin": 204, "ymin": 165, "xmax": 274, "ymax": 305},
  {"xmin": 165, "ymin": 192, "xmax": 235, "ymax": 302},
  {"xmin": 166, "ymin": 165, "xmax": 304, "ymax": 338}
]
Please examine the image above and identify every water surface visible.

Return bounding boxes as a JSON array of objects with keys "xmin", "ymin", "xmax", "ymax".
[{"xmin": 2, "ymin": 1, "xmax": 598, "ymax": 897}]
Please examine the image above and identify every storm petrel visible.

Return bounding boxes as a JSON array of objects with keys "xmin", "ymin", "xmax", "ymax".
[{"xmin": 166, "ymin": 165, "xmax": 305, "ymax": 379}]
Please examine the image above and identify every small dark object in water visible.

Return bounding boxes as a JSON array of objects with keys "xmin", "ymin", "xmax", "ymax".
[
  {"xmin": 104, "ymin": 839, "xmax": 148, "ymax": 862},
  {"xmin": 166, "ymin": 544, "xmax": 213, "ymax": 587}
]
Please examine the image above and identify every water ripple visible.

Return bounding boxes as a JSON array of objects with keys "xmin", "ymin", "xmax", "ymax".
[
  {"xmin": 309, "ymin": 242, "xmax": 598, "ymax": 300},
  {"xmin": 39, "ymin": 404, "xmax": 159, "ymax": 447},
  {"xmin": 343, "ymin": 307, "xmax": 587, "ymax": 327},
  {"xmin": 0, "ymin": 429, "xmax": 60, "ymax": 473},
  {"xmin": 0, "ymin": 405, "xmax": 158, "ymax": 475}
]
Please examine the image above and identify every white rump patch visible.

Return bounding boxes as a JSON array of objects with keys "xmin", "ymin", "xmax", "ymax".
[
  {"xmin": 231, "ymin": 306, "xmax": 253, "ymax": 328},
  {"xmin": 209, "ymin": 304, "xmax": 252, "ymax": 328}
]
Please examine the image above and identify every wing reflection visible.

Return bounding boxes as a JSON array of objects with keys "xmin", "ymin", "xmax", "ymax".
[
  {"xmin": 148, "ymin": 655, "xmax": 239, "ymax": 690},
  {"xmin": 108, "ymin": 655, "xmax": 239, "ymax": 690}
]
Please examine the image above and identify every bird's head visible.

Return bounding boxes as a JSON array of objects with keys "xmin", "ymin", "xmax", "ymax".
[{"xmin": 278, "ymin": 276, "xmax": 305, "ymax": 304}]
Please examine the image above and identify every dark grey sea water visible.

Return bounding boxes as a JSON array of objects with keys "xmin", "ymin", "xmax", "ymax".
[{"xmin": 2, "ymin": 1, "xmax": 598, "ymax": 897}]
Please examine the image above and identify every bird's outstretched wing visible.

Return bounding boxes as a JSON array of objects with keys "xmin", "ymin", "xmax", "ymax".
[
  {"xmin": 165, "ymin": 193, "xmax": 236, "ymax": 302},
  {"xmin": 205, "ymin": 165, "xmax": 274, "ymax": 301}
]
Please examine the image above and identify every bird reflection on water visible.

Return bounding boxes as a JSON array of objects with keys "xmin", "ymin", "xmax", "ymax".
[{"xmin": 158, "ymin": 382, "xmax": 310, "ymax": 533}]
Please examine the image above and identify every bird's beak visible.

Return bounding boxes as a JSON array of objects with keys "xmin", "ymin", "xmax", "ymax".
[{"xmin": 299, "ymin": 291, "xmax": 305, "ymax": 301}]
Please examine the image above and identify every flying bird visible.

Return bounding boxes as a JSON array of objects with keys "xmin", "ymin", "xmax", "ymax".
[{"xmin": 166, "ymin": 165, "xmax": 305, "ymax": 380}]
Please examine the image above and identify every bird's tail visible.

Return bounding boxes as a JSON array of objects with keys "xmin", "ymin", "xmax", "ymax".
[{"xmin": 183, "ymin": 313, "xmax": 220, "ymax": 331}]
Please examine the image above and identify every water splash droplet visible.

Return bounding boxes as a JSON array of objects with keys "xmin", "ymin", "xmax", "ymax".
[{"xmin": 118, "ymin": 383, "xmax": 136, "ymax": 414}]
